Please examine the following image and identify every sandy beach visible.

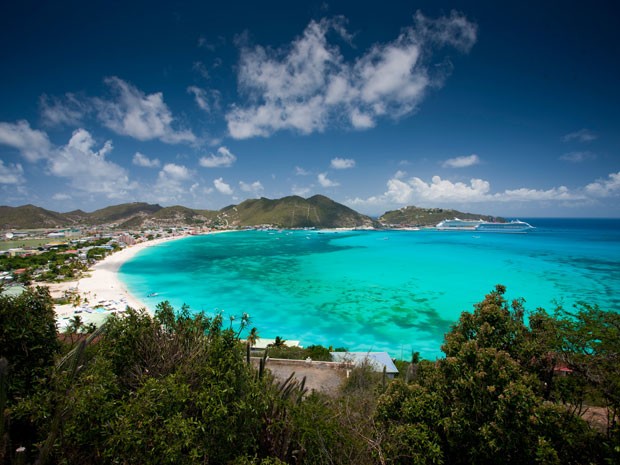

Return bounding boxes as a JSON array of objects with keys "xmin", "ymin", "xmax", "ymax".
[{"xmin": 48, "ymin": 235, "xmax": 188, "ymax": 329}]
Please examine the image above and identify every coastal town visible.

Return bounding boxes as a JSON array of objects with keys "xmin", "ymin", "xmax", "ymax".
[{"xmin": 0, "ymin": 224, "xmax": 205, "ymax": 328}]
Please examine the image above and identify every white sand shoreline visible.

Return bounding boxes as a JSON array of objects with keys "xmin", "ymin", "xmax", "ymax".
[
  {"xmin": 48, "ymin": 235, "xmax": 192, "ymax": 328},
  {"xmin": 49, "ymin": 230, "xmax": 239, "ymax": 329}
]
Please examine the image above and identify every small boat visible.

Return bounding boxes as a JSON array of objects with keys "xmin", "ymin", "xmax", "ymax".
[{"xmin": 147, "ymin": 292, "xmax": 159, "ymax": 297}]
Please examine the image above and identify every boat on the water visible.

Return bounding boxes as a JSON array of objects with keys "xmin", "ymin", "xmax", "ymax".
[
  {"xmin": 436, "ymin": 218, "xmax": 534, "ymax": 232},
  {"xmin": 435, "ymin": 219, "xmax": 483, "ymax": 230},
  {"xmin": 475, "ymin": 220, "xmax": 534, "ymax": 232}
]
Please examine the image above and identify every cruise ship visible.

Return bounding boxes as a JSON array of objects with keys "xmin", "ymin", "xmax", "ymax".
[{"xmin": 436, "ymin": 218, "xmax": 534, "ymax": 232}]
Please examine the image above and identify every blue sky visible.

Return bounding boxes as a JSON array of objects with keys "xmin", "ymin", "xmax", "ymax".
[{"xmin": 0, "ymin": 0, "xmax": 618, "ymax": 217}]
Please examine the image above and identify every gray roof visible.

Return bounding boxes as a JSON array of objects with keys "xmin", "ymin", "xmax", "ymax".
[
  {"xmin": 0, "ymin": 284, "xmax": 26, "ymax": 298},
  {"xmin": 330, "ymin": 351, "xmax": 399, "ymax": 374}
]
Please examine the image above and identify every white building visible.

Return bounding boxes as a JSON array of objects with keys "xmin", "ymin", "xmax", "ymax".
[{"xmin": 330, "ymin": 352, "xmax": 399, "ymax": 378}]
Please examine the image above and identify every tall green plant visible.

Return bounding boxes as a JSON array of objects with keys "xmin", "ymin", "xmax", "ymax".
[{"xmin": 0, "ymin": 287, "xmax": 59, "ymax": 401}]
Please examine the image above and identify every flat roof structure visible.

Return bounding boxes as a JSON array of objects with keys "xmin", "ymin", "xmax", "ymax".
[
  {"xmin": 250, "ymin": 338, "xmax": 302, "ymax": 349},
  {"xmin": 330, "ymin": 351, "xmax": 399, "ymax": 376}
]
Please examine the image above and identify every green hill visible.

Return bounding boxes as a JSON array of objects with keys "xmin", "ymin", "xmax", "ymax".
[
  {"xmin": 0, "ymin": 202, "xmax": 165, "ymax": 229},
  {"xmin": 151, "ymin": 206, "xmax": 219, "ymax": 225},
  {"xmin": 219, "ymin": 195, "xmax": 375, "ymax": 229},
  {"xmin": 62, "ymin": 209, "xmax": 90, "ymax": 223},
  {"xmin": 0, "ymin": 204, "xmax": 72, "ymax": 229},
  {"xmin": 379, "ymin": 206, "xmax": 504, "ymax": 227},
  {"xmin": 87, "ymin": 202, "xmax": 163, "ymax": 224}
]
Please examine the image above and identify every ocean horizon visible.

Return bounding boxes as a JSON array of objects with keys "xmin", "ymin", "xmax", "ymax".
[{"xmin": 119, "ymin": 218, "xmax": 620, "ymax": 360}]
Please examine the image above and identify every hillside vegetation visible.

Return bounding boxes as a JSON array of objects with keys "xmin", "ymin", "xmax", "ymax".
[
  {"xmin": 0, "ymin": 202, "xmax": 218, "ymax": 230},
  {"xmin": 380, "ymin": 206, "xmax": 504, "ymax": 226},
  {"xmin": 220, "ymin": 195, "xmax": 375, "ymax": 229},
  {"xmin": 0, "ymin": 205, "xmax": 71, "ymax": 229}
]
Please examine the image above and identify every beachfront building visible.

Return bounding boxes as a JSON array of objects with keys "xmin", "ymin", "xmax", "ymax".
[{"xmin": 117, "ymin": 234, "xmax": 137, "ymax": 246}]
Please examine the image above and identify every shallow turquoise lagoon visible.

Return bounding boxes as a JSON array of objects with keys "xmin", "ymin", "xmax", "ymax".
[{"xmin": 119, "ymin": 219, "xmax": 620, "ymax": 359}]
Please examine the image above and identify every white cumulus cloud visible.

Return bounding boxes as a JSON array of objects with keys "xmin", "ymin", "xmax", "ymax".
[
  {"xmin": 384, "ymin": 178, "xmax": 415, "ymax": 203},
  {"xmin": 187, "ymin": 86, "xmax": 221, "ymax": 114},
  {"xmin": 295, "ymin": 166, "xmax": 311, "ymax": 176},
  {"xmin": 152, "ymin": 163, "xmax": 195, "ymax": 203},
  {"xmin": 0, "ymin": 120, "xmax": 52, "ymax": 162},
  {"xmin": 96, "ymin": 76, "xmax": 196, "ymax": 144},
  {"xmin": 406, "ymin": 175, "xmax": 490, "ymax": 202},
  {"xmin": 52, "ymin": 193, "xmax": 71, "ymax": 201},
  {"xmin": 394, "ymin": 170, "xmax": 407, "ymax": 179},
  {"xmin": 0, "ymin": 161, "xmax": 25, "ymax": 185},
  {"xmin": 132, "ymin": 152, "xmax": 161, "ymax": 168},
  {"xmin": 330, "ymin": 157, "xmax": 356, "ymax": 169},
  {"xmin": 442, "ymin": 154, "xmax": 480, "ymax": 168},
  {"xmin": 292, "ymin": 185, "xmax": 312, "ymax": 197},
  {"xmin": 50, "ymin": 129, "xmax": 135, "ymax": 198},
  {"xmin": 199, "ymin": 146, "xmax": 237, "ymax": 168},
  {"xmin": 188, "ymin": 86, "xmax": 210, "ymax": 112},
  {"xmin": 318, "ymin": 172, "xmax": 339, "ymax": 187},
  {"xmin": 499, "ymin": 186, "xmax": 582, "ymax": 202},
  {"xmin": 214, "ymin": 177, "xmax": 233, "ymax": 195},
  {"xmin": 349, "ymin": 109, "xmax": 375, "ymax": 129},
  {"xmin": 349, "ymin": 172, "xmax": 593, "ymax": 211},
  {"xmin": 239, "ymin": 180, "xmax": 264, "ymax": 197},
  {"xmin": 159, "ymin": 163, "xmax": 191, "ymax": 180},
  {"xmin": 39, "ymin": 93, "xmax": 89, "ymax": 127},
  {"xmin": 226, "ymin": 12, "xmax": 476, "ymax": 139},
  {"xmin": 585, "ymin": 172, "xmax": 620, "ymax": 197}
]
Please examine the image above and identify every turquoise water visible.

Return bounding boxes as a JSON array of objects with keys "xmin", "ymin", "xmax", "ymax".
[{"xmin": 119, "ymin": 219, "xmax": 620, "ymax": 359}]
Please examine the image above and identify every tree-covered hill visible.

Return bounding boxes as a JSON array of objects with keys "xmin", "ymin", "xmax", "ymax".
[
  {"xmin": 0, "ymin": 202, "xmax": 166, "ymax": 229},
  {"xmin": 85, "ymin": 202, "xmax": 163, "ymax": 224},
  {"xmin": 220, "ymin": 195, "xmax": 376, "ymax": 229},
  {"xmin": 0, "ymin": 204, "xmax": 72, "ymax": 229},
  {"xmin": 379, "ymin": 205, "xmax": 505, "ymax": 227}
]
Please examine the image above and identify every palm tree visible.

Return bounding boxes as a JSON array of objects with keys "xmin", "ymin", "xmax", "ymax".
[
  {"xmin": 246, "ymin": 327, "xmax": 260, "ymax": 347},
  {"xmin": 67, "ymin": 315, "xmax": 83, "ymax": 334},
  {"xmin": 272, "ymin": 336, "xmax": 286, "ymax": 348}
]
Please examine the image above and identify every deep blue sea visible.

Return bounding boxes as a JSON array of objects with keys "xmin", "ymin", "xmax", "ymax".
[{"xmin": 119, "ymin": 218, "xmax": 620, "ymax": 359}]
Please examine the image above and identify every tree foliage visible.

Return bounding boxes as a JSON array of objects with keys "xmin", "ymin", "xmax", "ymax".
[{"xmin": 0, "ymin": 286, "xmax": 59, "ymax": 401}]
